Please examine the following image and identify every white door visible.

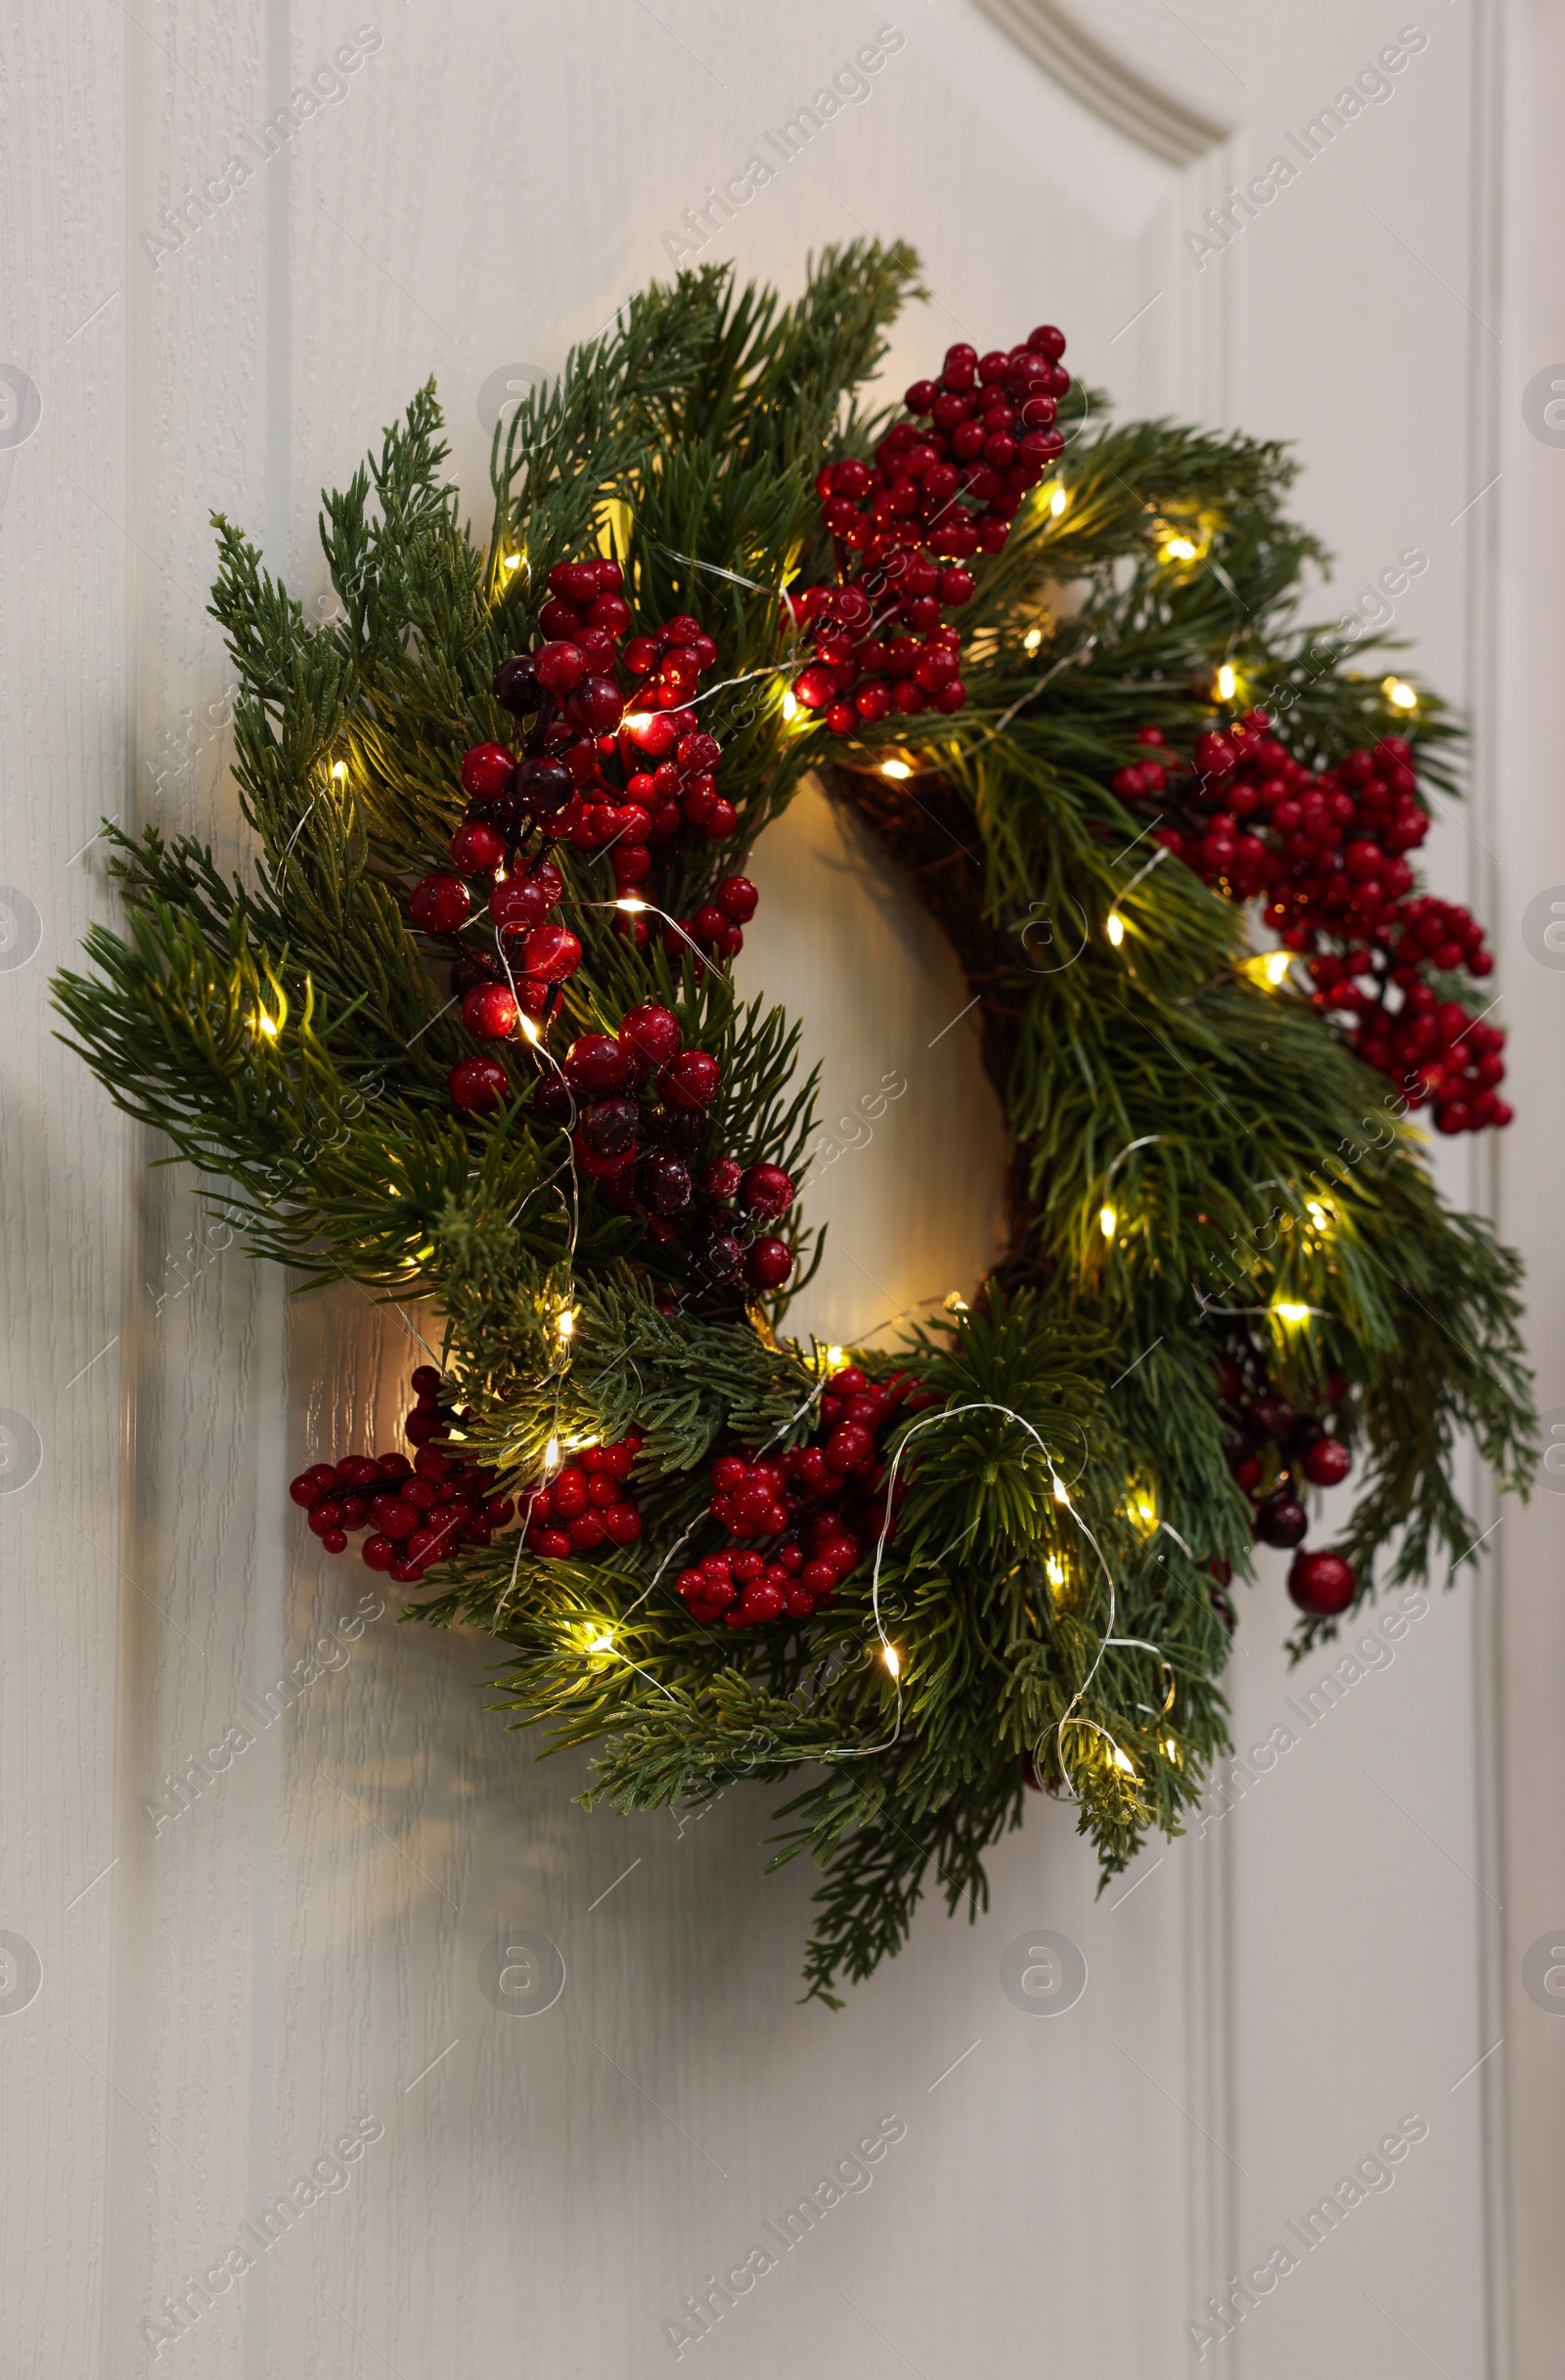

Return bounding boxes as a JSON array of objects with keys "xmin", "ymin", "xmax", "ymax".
[{"xmin": 3, "ymin": 3, "xmax": 1547, "ymax": 2373}]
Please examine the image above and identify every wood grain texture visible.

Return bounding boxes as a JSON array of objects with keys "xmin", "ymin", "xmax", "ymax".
[{"xmin": 1, "ymin": 1, "xmax": 1521, "ymax": 2373}]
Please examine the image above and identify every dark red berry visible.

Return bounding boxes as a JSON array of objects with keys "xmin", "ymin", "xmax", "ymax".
[
  {"xmin": 512, "ymin": 755, "xmax": 573, "ymax": 818},
  {"xmin": 493, "ymin": 654, "xmax": 541, "ymax": 715},
  {"xmin": 460, "ymin": 742, "xmax": 515, "ymax": 800},
  {"xmin": 661, "ymin": 1049, "xmax": 721, "ymax": 1110},
  {"xmin": 1288, "ymin": 1549, "xmax": 1356, "ymax": 1616},
  {"xmin": 635, "ymin": 1153, "xmax": 692, "ymax": 1214},
  {"xmin": 743, "ymin": 1237, "xmax": 793, "ymax": 1291},
  {"xmin": 1256, "ymin": 1495, "xmax": 1308, "ymax": 1549},
  {"xmin": 450, "ymin": 820, "xmax": 506, "ymax": 873},
  {"xmin": 739, "ymin": 1164, "xmax": 794, "ymax": 1219},
  {"xmin": 1303, "ymin": 1435, "xmax": 1352, "ymax": 1486},
  {"xmin": 696, "ymin": 1231, "xmax": 743, "ymax": 1283},
  {"xmin": 409, "ymin": 874, "xmax": 471, "ymax": 935},
  {"xmin": 564, "ymin": 1033, "xmax": 629, "ymax": 1093},
  {"xmin": 582, "ymin": 1097, "xmax": 639, "ymax": 1159},
  {"xmin": 573, "ymin": 674, "xmax": 625, "ymax": 734},
  {"xmin": 449, "ymin": 1055, "xmax": 510, "ymax": 1114},
  {"xmin": 619, "ymin": 1003, "xmax": 682, "ymax": 1066}
]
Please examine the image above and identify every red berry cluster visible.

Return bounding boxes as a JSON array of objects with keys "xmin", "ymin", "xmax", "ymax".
[
  {"xmin": 1114, "ymin": 715, "xmax": 1510, "ymax": 1133},
  {"xmin": 1213, "ymin": 1354, "xmax": 1356, "ymax": 1616},
  {"xmin": 521, "ymin": 1434, "xmax": 645, "ymax": 1559},
  {"xmin": 287, "ymin": 1366, "xmax": 513, "ymax": 1585},
  {"xmin": 790, "ymin": 326, "xmax": 1071, "ymax": 733},
  {"xmin": 531, "ymin": 1000, "xmax": 796, "ymax": 1293},
  {"xmin": 401, "ymin": 567, "xmax": 755, "ymax": 1118},
  {"xmin": 676, "ymin": 1364, "xmax": 935, "ymax": 1630},
  {"xmin": 1343, "ymin": 899, "xmax": 1508, "ymax": 1133}
]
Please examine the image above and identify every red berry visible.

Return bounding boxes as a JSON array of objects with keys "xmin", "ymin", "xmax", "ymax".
[
  {"xmin": 825, "ymin": 1420, "xmax": 873, "ymax": 1475},
  {"xmin": 533, "ymin": 640, "xmax": 586, "ymax": 692},
  {"xmin": 546, "ymin": 560, "xmax": 597, "ymax": 605},
  {"xmin": 587, "ymin": 593, "xmax": 632, "ymax": 637},
  {"xmin": 461, "ymin": 983, "xmax": 519, "ymax": 1040},
  {"xmin": 409, "ymin": 873, "xmax": 471, "ymax": 935},
  {"xmin": 289, "ymin": 1472, "xmax": 322, "ymax": 1508},
  {"xmin": 487, "ymin": 875, "xmax": 556, "ymax": 933},
  {"xmin": 450, "ymin": 820, "xmax": 506, "ymax": 873},
  {"xmin": 519, "ymin": 922, "xmax": 582, "ymax": 983},
  {"xmin": 604, "ymin": 1501, "xmax": 643, "ymax": 1546},
  {"xmin": 566, "ymin": 674, "xmax": 621, "ymax": 735},
  {"xmin": 739, "ymin": 1164, "xmax": 794, "ymax": 1218},
  {"xmin": 661, "ymin": 1049, "xmax": 721, "ymax": 1110},
  {"xmin": 619, "ymin": 1003, "xmax": 682, "ymax": 1066},
  {"xmin": 449, "ymin": 1055, "xmax": 510, "ymax": 1114},
  {"xmin": 361, "ymin": 1534, "xmax": 396, "ymax": 1571},
  {"xmin": 550, "ymin": 1468, "xmax": 588, "ymax": 1519},
  {"xmin": 1303, "ymin": 1435, "xmax": 1352, "ymax": 1487},
  {"xmin": 564, "ymin": 1033, "xmax": 629, "ymax": 1093},
  {"xmin": 704, "ymin": 1157, "xmax": 742, "ymax": 1201},
  {"xmin": 1288, "ymin": 1549, "xmax": 1356, "ymax": 1616},
  {"xmin": 460, "ymin": 742, "xmax": 515, "ymax": 800}
]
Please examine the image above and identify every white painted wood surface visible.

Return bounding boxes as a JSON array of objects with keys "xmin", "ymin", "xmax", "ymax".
[{"xmin": 3, "ymin": 2, "xmax": 1553, "ymax": 2373}]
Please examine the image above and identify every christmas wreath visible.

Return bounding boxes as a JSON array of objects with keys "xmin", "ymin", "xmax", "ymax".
[{"xmin": 57, "ymin": 245, "xmax": 1535, "ymax": 2002}]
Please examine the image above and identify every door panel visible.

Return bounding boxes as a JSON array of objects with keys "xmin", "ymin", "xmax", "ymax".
[{"xmin": 0, "ymin": 4, "xmax": 1520, "ymax": 2374}]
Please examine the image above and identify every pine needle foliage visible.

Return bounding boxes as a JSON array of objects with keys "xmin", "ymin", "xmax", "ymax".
[{"xmin": 54, "ymin": 245, "xmax": 1533, "ymax": 2003}]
